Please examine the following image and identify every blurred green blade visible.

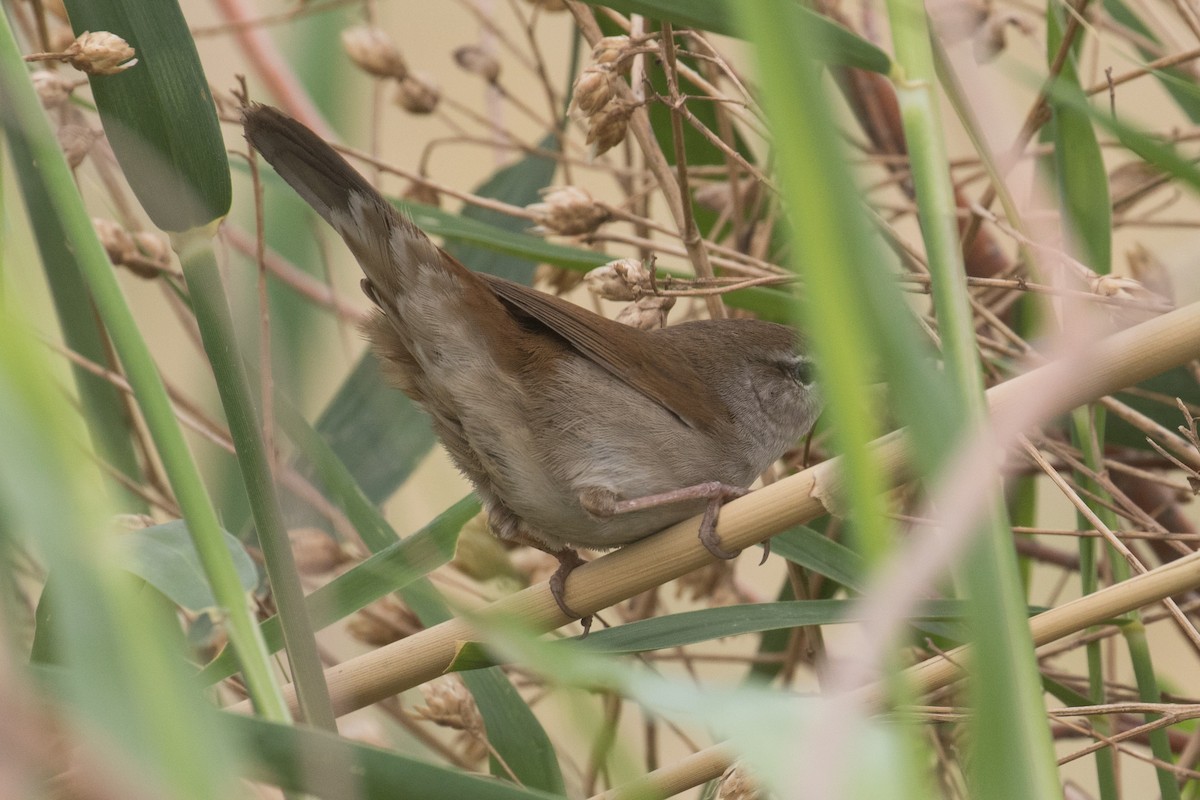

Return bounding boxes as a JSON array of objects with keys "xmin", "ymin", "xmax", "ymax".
[
  {"xmin": 7, "ymin": 132, "xmax": 144, "ymax": 509},
  {"xmin": 580, "ymin": 0, "xmax": 892, "ymax": 73},
  {"xmin": 0, "ymin": 265, "xmax": 236, "ymax": 800},
  {"xmin": 62, "ymin": 0, "xmax": 230, "ymax": 230},
  {"xmin": 574, "ymin": 599, "xmax": 981, "ymax": 654},
  {"xmin": 448, "ymin": 599, "xmax": 985, "ymax": 670},
  {"xmin": 1, "ymin": 3, "xmax": 287, "ymax": 720}
]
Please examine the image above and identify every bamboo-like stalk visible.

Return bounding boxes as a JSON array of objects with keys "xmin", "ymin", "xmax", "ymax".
[
  {"xmin": 230, "ymin": 301, "xmax": 1200, "ymax": 719},
  {"xmin": 591, "ymin": 744, "xmax": 735, "ymax": 800}
]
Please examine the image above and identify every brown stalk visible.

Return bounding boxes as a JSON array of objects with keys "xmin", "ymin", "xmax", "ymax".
[{"xmin": 566, "ymin": 4, "xmax": 726, "ymax": 320}]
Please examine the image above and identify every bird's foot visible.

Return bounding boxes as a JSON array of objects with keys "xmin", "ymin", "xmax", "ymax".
[{"xmin": 548, "ymin": 548, "xmax": 591, "ymax": 636}]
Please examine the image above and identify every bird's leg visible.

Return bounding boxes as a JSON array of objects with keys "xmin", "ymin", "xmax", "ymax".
[
  {"xmin": 580, "ymin": 482, "xmax": 752, "ymax": 561},
  {"xmin": 491, "ymin": 504, "xmax": 592, "ymax": 635},
  {"xmin": 546, "ymin": 547, "xmax": 591, "ymax": 636}
]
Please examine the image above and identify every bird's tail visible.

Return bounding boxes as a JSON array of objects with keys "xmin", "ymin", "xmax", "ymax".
[{"xmin": 242, "ymin": 104, "xmax": 435, "ymax": 304}]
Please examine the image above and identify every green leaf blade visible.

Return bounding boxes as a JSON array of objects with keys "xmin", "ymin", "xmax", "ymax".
[{"xmin": 62, "ymin": 0, "xmax": 231, "ymax": 230}]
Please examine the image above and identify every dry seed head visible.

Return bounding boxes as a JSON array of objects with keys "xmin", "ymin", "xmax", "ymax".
[
  {"xmin": 571, "ymin": 64, "xmax": 615, "ymax": 117},
  {"xmin": 586, "ymin": 99, "xmax": 634, "ymax": 158},
  {"xmin": 288, "ymin": 527, "xmax": 347, "ymax": 574},
  {"xmin": 453, "ymin": 45, "xmax": 500, "ymax": 83},
  {"xmin": 592, "ymin": 35, "xmax": 632, "ymax": 73},
  {"xmin": 584, "ymin": 257, "xmax": 653, "ymax": 301},
  {"xmin": 341, "ymin": 25, "xmax": 407, "ymax": 79},
  {"xmin": 395, "ymin": 72, "xmax": 440, "ymax": 114},
  {"xmin": 413, "ymin": 676, "xmax": 485, "ymax": 735},
  {"xmin": 31, "ymin": 70, "xmax": 70, "ymax": 108},
  {"xmin": 615, "ymin": 295, "xmax": 675, "ymax": 330},
  {"xmin": 453, "ymin": 511, "xmax": 527, "ymax": 584},
  {"xmin": 93, "ymin": 218, "xmax": 135, "ymax": 264},
  {"xmin": 527, "ymin": 185, "xmax": 608, "ymax": 235},
  {"xmin": 1088, "ymin": 270, "xmax": 1171, "ymax": 326},
  {"xmin": 66, "ymin": 31, "xmax": 137, "ymax": 75}
]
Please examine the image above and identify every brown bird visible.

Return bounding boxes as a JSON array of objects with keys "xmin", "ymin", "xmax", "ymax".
[{"xmin": 243, "ymin": 105, "xmax": 821, "ymax": 629}]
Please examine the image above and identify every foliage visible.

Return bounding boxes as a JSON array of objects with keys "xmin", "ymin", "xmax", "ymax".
[{"xmin": 2, "ymin": 0, "xmax": 1200, "ymax": 797}]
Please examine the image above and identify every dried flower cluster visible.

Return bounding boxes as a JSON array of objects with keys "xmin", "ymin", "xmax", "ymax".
[
  {"xmin": 583, "ymin": 258, "xmax": 673, "ymax": 328},
  {"xmin": 24, "ymin": 30, "xmax": 137, "ymax": 76},
  {"xmin": 341, "ymin": 25, "xmax": 440, "ymax": 114},
  {"xmin": 570, "ymin": 35, "xmax": 639, "ymax": 157},
  {"xmin": 584, "ymin": 257, "xmax": 654, "ymax": 301},
  {"xmin": 66, "ymin": 31, "xmax": 138, "ymax": 75},
  {"xmin": 571, "ymin": 64, "xmax": 615, "ymax": 117},
  {"xmin": 412, "ymin": 676, "xmax": 486, "ymax": 736},
  {"xmin": 394, "ymin": 73, "xmax": 440, "ymax": 114},
  {"xmin": 340, "ymin": 25, "xmax": 407, "ymax": 80},
  {"xmin": 615, "ymin": 295, "xmax": 675, "ymax": 330},
  {"xmin": 527, "ymin": 185, "xmax": 609, "ymax": 236}
]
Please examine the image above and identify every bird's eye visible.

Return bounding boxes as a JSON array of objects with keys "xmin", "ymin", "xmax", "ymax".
[{"xmin": 790, "ymin": 358, "xmax": 814, "ymax": 386}]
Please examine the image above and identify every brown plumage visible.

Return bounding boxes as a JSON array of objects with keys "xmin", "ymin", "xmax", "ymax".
[{"xmin": 243, "ymin": 105, "xmax": 821, "ymax": 622}]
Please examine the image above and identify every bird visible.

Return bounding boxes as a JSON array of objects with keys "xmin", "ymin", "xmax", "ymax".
[{"xmin": 243, "ymin": 105, "xmax": 822, "ymax": 630}]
